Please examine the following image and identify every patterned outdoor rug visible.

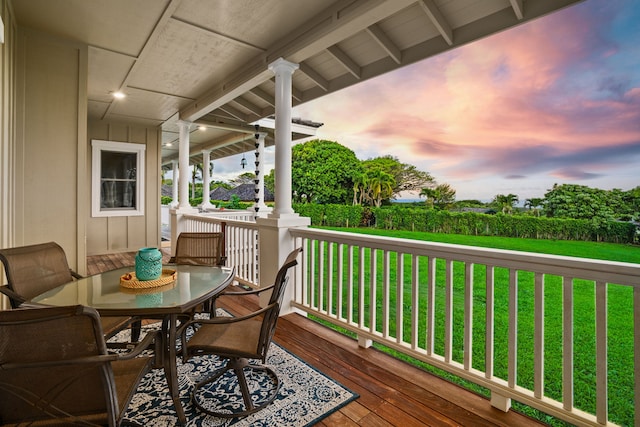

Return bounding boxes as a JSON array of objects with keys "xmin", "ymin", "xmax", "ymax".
[{"xmin": 109, "ymin": 315, "xmax": 358, "ymax": 426}]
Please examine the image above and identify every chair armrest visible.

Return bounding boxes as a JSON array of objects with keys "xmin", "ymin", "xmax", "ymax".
[
  {"xmin": 180, "ymin": 303, "xmax": 275, "ymax": 335},
  {"xmin": 1, "ymin": 353, "xmax": 119, "ymax": 370},
  {"xmin": 217, "ymin": 283, "xmax": 276, "ymax": 298},
  {"xmin": 0, "ymin": 285, "xmax": 25, "ymax": 305},
  {"xmin": 116, "ymin": 330, "xmax": 161, "ymax": 361}
]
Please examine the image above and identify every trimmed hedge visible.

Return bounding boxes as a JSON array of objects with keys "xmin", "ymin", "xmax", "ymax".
[
  {"xmin": 293, "ymin": 204, "xmax": 363, "ymax": 228},
  {"xmin": 293, "ymin": 204, "xmax": 636, "ymax": 244},
  {"xmin": 161, "ymin": 197, "xmax": 253, "ymax": 210}
]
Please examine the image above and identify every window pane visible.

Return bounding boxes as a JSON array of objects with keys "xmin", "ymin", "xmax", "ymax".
[
  {"xmin": 101, "ymin": 151, "xmax": 137, "ymax": 180},
  {"xmin": 92, "ymin": 140, "xmax": 145, "ymax": 217}
]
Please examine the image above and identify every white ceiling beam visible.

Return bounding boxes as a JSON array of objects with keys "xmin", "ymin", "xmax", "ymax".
[
  {"xmin": 180, "ymin": 68, "xmax": 273, "ymax": 122},
  {"xmin": 218, "ymin": 104, "xmax": 248, "ymax": 121},
  {"xmin": 298, "ymin": 62, "xmax": 330, "ymax": 92},
  {"xmin": 327, "ymin": 45, "xmax": 361, "ymax": 79},
  {"xmin": 179, "ymin": 0, "xmax": 417, "ymax": 121},
  {"xmin": 249, "ymin": 87, "xmax": 275, "ymax": 106},
  {"xmin": 366, "ymin": 23, "xmax": 401, "ymax": 64},
  {"xmin": 203, "ymin": 133, "xmax": 259, "ymax": 154},
  {"xmin": 232, "ymin": 97, "xmax": 263, "ymax": 117},
  {"xmin": 509, "ymin": 0, "xmax": 524, "ymax": 20},
  {"xmin": 194, "ymin": 119, "xmax": 257, "ymax": 134},
  {"xmin": 162, "ymin": 132, "xmax": 256, "ymax": 164},
  {"xmin": 418, "ymin": 0, "xmax": 453, "ymax": 46},
  {"xmin": 214, "ymin": 146, "xmax": 238, "ymax": 157},
  {"xmin": 291, "ymin": 84, "xmax": 303, "ymax": 102}
]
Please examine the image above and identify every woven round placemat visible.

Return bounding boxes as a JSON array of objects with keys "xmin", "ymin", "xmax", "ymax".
[
  {"xmin": 119, "ymin": 281, "xmax": 176, "ymax": 295},
  {"xmin": 120, "ymin": 268, "xmax": 177, "ymax": 289}
]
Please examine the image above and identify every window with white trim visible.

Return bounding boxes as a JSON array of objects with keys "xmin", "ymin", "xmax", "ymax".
[{"xmin": 91, "ymin": 140, "xmax": 145, "ymax": 217}]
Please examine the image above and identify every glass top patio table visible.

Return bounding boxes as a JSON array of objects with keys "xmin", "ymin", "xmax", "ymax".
[
  {"xmin": 30, "ymin": 264, "xmax": 235, "ymax": 315},
  {"xmin": 30, "ymin": 263, "xmax": 235, "ymax": 426}
]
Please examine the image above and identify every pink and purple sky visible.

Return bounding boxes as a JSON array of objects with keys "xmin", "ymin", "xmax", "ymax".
[{"xmin": 288, "ymin": 0, "xmax": 640, "ymax": 202}]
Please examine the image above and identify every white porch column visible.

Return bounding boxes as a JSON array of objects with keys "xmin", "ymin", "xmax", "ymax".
[
  {"xmin": 177, "ymin": 120, "xmax": 192, "ymax": 210},
  {"xmin": 200, "ymin": 149, "xmax": 213, "ymax": 210},
  {"xmin": 170, "ymin": 160, "xmax": 179, "ymax": 208},
  {"xmin": 251, "ymin": 131, "xmax": 270, "ymax": 218},
  {"xmin": 268, "ymin": 58, "xmax": 298, "ymax": 218},
  {"xmin": 257, "ymin": 58, "xmax": 310, "ymax": 314},
  {"xmin": 171, "ymin": 120, "xmax": 198, "ymax": 257}
]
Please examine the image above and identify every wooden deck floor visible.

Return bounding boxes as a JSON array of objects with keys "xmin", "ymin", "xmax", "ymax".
[{"xmin": 87, "ymin": 251, "xmax": 546, "ymax": 427}]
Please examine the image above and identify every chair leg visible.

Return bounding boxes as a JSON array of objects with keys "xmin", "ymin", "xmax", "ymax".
[
  {"xmin": 191, "ymin": 357, "xmax": 280, "ymax": 418},
  {"xmin": 234, "ymin": 361, "xmax": 255, "ymax": 412},
  {"xmin": 131, "ymin": 320, "xmax": 142, "ymax": 342}
]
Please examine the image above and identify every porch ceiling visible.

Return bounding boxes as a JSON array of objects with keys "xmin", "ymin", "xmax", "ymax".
[{"xmin": 13, "ymin": 0, "xmax": 584, "ymax": 164}]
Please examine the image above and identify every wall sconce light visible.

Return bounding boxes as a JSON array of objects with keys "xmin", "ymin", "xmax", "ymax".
[{"xmin": 240, "ymin": 154, "xmax": 247, "ymax": 169}]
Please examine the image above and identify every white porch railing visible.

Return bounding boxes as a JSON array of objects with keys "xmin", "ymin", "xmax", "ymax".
[
  {"xmin": 179, "ymin": 213, "xmax": 259, "ymax": 286},
  {"xmin": 171, "ymin": 213, "xmax": 640, "ymax": 426},
  {"xmin": 289, "ymin": 227, "xmax": 640, "ymax": 427},
  {"xmin": 199, "ymin": 209, "xmax": 257, "ymax": 222}
]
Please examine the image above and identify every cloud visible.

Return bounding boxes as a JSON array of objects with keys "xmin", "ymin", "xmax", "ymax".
[
  {"xmin": 552, "ymin": 169, "xmax": 603, "ymax": 180},
  {"xmin": 293, "ymin": 0, "xmax": 640, "ymax": 199}
]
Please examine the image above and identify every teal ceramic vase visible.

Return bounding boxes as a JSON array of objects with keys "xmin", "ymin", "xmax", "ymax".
[{"xmin": 135, "ymin": 247, "xmax": 162, "ymax": 281}]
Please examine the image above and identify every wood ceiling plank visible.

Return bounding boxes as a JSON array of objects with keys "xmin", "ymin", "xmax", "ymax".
[{"xmin": 366, "ymin": 24, "xmax": 402, "ymax": 64}]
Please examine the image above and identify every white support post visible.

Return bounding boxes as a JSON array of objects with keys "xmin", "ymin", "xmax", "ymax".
[
  {"xmin": 170, "ymin": 160, "xmax": 178, "ymax": 208},
  {"xmin": 257, "ymin": 58, "xmax": 310, "ymax": 314},
  {"xmin": 268, "ymin": 58, "xmax": 298, "ymax": 219},
  {"xmin": 200, "ymin": 149, "xmax": 213, "ymax": 210},
  {"xmin": 171, "ymin": 120, "xmax": 197, "ymax": 256},
  {"xmin": 177, "ymin": 120, "xmax": 193, "ymax": 210}
]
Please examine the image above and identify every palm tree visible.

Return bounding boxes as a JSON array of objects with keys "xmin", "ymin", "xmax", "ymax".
[
  {"xmin": 493, "ymin": 193, "xmax": 519, "ymax": 214},
  {"xmin": 419, "ymin": 187, "xmax": 436, "ymax": 208},
  {"xmin": 524, "ymin": 197, "xmax": 544, "ymax": 216},
  {"xmin": 433, "ymin": 183, "xmax": 456, "ymax": 209},
  {"xmin": 352, "ymin": 172, "xmax": 368, "ymax": 205},
  {"xmin": 367, "ymin": 170, "xmax": 395, "ymax": 207},
  {"xmin": 420, "ymin": 183, "xmax": 456, "ymax": 209}
]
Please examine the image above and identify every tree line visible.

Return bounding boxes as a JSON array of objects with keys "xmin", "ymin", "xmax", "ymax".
[
  {"xmin": 163, "ymin": 139, "xmax": 640, "ymax": 226},
  {"xmin": 286, "ymin": 139, "xmax": 639, "ymax": 225}
]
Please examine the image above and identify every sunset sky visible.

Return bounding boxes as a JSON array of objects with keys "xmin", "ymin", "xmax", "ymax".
[{"xmin": 214, "ymin": 0, "xmax": 640, "ymax": 203}]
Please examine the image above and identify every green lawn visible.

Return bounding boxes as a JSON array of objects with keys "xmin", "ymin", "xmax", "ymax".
[
  {"xmin": 311, "ymin": 226, "xmax": 640, "ymax": 426},
  {"xmin": 319, "ymin": 226, "xmax": 640, "ymax": 263}
]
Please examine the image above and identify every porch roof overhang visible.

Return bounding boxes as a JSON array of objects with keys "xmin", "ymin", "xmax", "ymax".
[{"xmin": 13, "ymin": 0, "xmax": 585, "ymax": 163}]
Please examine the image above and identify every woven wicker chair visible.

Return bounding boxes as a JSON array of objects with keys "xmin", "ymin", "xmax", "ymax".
[
  {"xmin": 179, "ymin": 247, "xmax": 301, "ymax": 418},
  {"xmin": 0, "ymin": 241, "xmax": 138, "ymax": 340},
  {"xmin": 0, "ymin": 305, "xmax": 160, "ymax": 427}
]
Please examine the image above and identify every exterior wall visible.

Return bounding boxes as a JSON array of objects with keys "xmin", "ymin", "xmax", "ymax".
[
  {"xmin": 0, "ymin": 0, "xmax": 17, "ymax": 252},
  {"xmin": 0, "ymin": 0, "xmax": 17, "ymax": 309},
  {"xmin": 87, "ymin": 121, "xmax": 161, "ymax": 255},
  {"xmin": 14, "ymin": 26, "xmax": 87, "ymax": 271},
  {"xmin": 10, "ymin": 19, "xmax": 161, "ymax": 266}
]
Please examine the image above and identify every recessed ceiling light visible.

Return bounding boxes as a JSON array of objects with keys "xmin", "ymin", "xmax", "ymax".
[
  {"xmin": 198, "ymin": 126, "xmax": 207, "ymax": 131},
  {"xmin": 112, "ymin": 91, "xmax": 126, "ymax": 99}
]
